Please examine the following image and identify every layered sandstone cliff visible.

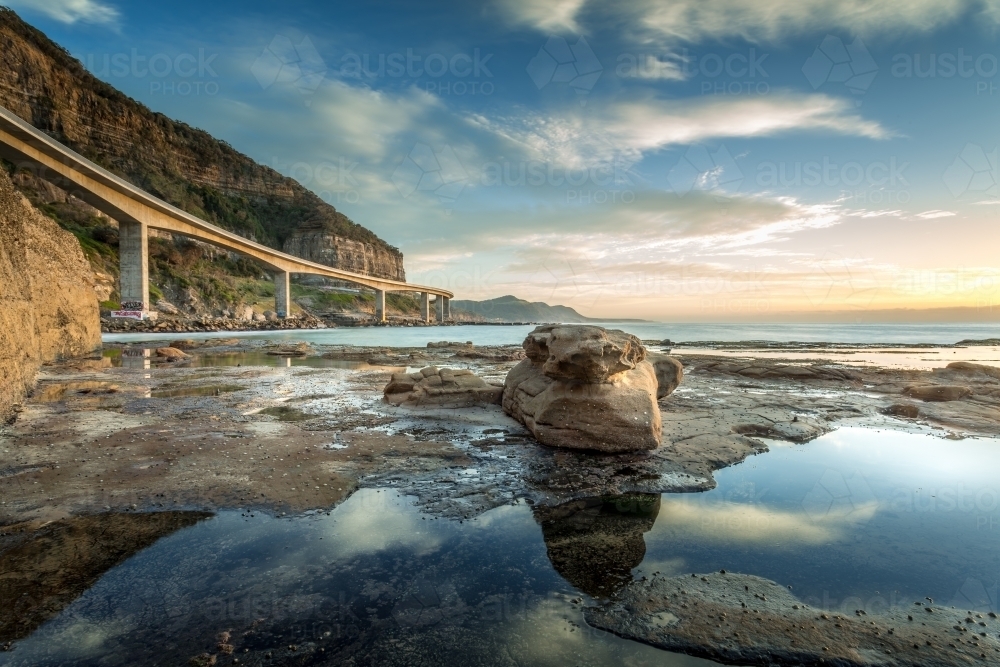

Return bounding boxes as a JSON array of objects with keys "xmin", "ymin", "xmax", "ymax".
[
  {"xmin": 0, "ymin": 8, "xmax": 405, "ymax": 281},
  {"xmin": 0, "ymin": 170, "xmax": 100, "ymax": 420},
  {"xmin": 283, "ymin": 224, "xmax": 406, "ymax": 281}
]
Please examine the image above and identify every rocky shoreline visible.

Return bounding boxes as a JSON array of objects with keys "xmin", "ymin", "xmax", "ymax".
[
  {"xmin": 99, "ymin": 314, "xmax": 544, "ymax": 334},
  {"xmin": 587, "ymin": 571, "xmax": 1000, "ymax": 666},
  {"xmin": 6, "ymin": 335, "xmax": 998, "ymax": 525},
  {"xmin": 2, "ymin": 334, "xmax": 999, "ymax": 664}
]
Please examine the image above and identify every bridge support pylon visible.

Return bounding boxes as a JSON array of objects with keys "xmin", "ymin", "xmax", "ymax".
[
  {"xmin": 117, "ymin": 220, "xmax": 151, "ymax": 319},
  {"xmin": 435, "ymin": 296, "xmax": 445, "ymax": 323},
  {"xmin": 375, "ymin": 289, "xmax": 386, "ymax": 323},
  {"xmin": 420, "ymin": 292, "xmax": 430, "ymax": 323},
  {"xmin": 274, "ymin": 271, "xmax": 290, "ymax": 318},
  {"xmin": 443, "ymin": 296, "xmax": 450, "ymax": 321}
]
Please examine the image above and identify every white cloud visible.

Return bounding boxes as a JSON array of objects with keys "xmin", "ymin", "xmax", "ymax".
[
  {"xmin": 321, "ymin": 488, "xmax": 443, "ymax": 557},
  {"xmin": 626, "ymin": 0, "xmax": 999, "ymax": 43},
  {"xmin": 494, "ymin": 0, "xmax": 588, "ymax": 33},
  {"xmin": 481, "ymin": 93, "xmax": 890, "ymax": 169},
  {"xmin": 308, "ymin": 81, "xmax": 445, "ymax": 162},
  {"xmin": 916, "ymin": 209, "xmax": 957, "ymax": 219},
  {"xmin": 492, "ymin": 0, "xmax": 999, "ymax": 42},
  {"xmin": 648, "ymin": 498, "xmax": 855, "ymax": 545},
  {"xmin": 5, "ymin": 0, "xmax": 119, "ymax": 25}
]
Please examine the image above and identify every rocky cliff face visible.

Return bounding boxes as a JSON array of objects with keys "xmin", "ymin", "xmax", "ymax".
[
  {"xmin": 0, "ymin": 8, "xmax": 405, "ymax": 282},
  {"xmin": 0, "ymin": 170, "xmax": 101, "ymax": 421},
  {"xmin": 283, "ymin": 226, "xmax": 406, "ymax": 282}
]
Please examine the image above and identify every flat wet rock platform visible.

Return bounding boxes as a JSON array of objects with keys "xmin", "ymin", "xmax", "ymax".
[{"xmin": 1, "ymin": 339, "xmax": 998, "ymax": 666}]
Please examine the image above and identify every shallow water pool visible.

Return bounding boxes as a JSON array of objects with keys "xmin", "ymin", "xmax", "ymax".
[{"xmin": 2, "ymin": 427, "xmax": 997, "ymax": 666}]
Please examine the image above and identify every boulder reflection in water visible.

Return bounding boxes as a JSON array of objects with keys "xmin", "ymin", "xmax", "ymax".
[{"xmin": 533, "ymin": 494, "xmax": 660, "ymax": 598}]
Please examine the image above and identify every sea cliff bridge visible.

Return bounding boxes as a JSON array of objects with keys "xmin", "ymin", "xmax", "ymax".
[{"xmin": 0, "ymin": 105, "xmax": 453, "ymax": 323}]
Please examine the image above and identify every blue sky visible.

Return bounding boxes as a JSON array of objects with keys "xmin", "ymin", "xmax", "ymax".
[{"xmin": 9, "ymin": 0, "xmax": 1000, "ymax": 319}]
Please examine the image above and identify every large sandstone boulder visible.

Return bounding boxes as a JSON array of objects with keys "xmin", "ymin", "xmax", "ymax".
[
  {"xmin": 503, "ymin": 325, "xmax": 681, "ymax": 453},
  {"xmin": 384, "ymin": 366, "xmax": 503, "ymax": 408}
]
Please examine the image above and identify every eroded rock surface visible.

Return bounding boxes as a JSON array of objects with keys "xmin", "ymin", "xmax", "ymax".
[
  {"xmin": 384, "ymin": 366, "xmax": 503, "ymax": 408},
  {"xmin": 503, "ymin": 326, "xmax": 669, "ymax": 453},
  {"xmin": 648, "ymin": 353, "xmax": 684, "ymax": 399},
  {"xmin": 0, "ymin": 169, "xmax": 100, "ymax": 422},
  {"xmin": 904, "ymin": 384, "xmax": 973, "ymax": 402},
  {"xmin": 587, "ymin": 571, "xmax": 1000, "ymax": 667},
  {"xmin": 154, "ymin": 346, "xmax": 190, "ymax": 361}
]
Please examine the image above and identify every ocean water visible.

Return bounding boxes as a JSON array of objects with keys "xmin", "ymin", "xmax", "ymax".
[{"xmin": 104, "ymin": 322, "xmax": 1000, "ymax": 348}]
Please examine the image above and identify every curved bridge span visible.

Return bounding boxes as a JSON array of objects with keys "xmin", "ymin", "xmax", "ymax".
[{"xmin": 0, "ymin": 105, "xmax": 452, "ymax": 322}]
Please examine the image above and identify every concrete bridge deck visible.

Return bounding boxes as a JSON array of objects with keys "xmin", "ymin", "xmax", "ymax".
[{"xmin": 0, "ymin": 105, "xmax": 452, "ymax": 322}]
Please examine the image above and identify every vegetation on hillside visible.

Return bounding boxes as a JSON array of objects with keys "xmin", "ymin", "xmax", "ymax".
[
  {"xmin": 0, "ymin": 7, "xmax": 403, "ymax": 265},
  {"xmin": 5, "ymin": 161, "xmax": 420, "ymax": 318}
]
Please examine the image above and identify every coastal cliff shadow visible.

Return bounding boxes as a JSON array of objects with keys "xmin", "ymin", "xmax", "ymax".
[
  {"xmin": 533, "ymin": 494, "xmax": 660, "ymax": 598},
  {"xmin": 0, "ymin": 510, "xmax": 212, "ymax": 645}
]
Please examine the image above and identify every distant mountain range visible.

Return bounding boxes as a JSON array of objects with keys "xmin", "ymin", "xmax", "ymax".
[{"xmin": 452, "ymin": 295, "xmax": 646, "ymax": 323}]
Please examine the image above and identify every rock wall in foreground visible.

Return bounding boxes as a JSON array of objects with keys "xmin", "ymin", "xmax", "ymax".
[{"xmin": 0, "ymin": 170, "xmax": 101, "ymax": 420}]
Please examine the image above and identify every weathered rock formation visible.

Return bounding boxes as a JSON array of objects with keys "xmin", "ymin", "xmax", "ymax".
[
  {"xmin": 384, "ymin": 366, "xmax": 503, "ymax": 408},
  {"xmin": 503, "ymin": 325, "xmax": 680, "ymax": 453},
  {"xmin": 0, "ymin": 8, "xmax": 405, "ymax": 281},
  {"xmin": 0, "ymin": 170, "xmax": 100, "ymax": 421},
  {"xmin": 283, "ymin": 225, "xmax": 405, "ymax": 282},
  {"xmin": 648, "ymin": 352, "xmax": 684, "ymax": 399},
  {"xmin": 945, "ymin": 361, "xmax": 1000, "ymax": 380},
  {"xmin": 881, "ymin": 403, "xmax": 920, "ymax": 418},
  {"xmin": 903, "ymin": 384, "xmax": 973, "ymax": 401},
  {"xmin": 153, "ymin": 347, "xmax": 189, "ymax": 361},
  {"xmin": 587, "ymin": 570, "xmax": 1000, "ymax": 667}
]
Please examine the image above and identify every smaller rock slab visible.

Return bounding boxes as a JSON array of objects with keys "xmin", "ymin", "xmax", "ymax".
[
  {"xmin": 384, "ymin": 366, "xmax": 503, "ymax": 408},
  {"xmin": 587, "ymin": 571, "xmax": 999, "ymax": 667},
  {"xmin": 903, "ymin": 384, "xmax": 973, "ymax": 402}
]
